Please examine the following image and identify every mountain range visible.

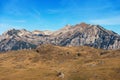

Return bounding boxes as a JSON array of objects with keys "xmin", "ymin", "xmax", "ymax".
[{"xmin": 0, "ymin": 22, "xmax": 120, "ymax": 52}]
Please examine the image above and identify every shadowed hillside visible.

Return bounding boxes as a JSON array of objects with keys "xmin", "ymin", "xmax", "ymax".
[{"xmin": 0, "ymin": 44, "xmax": 120, "ymax": 80}]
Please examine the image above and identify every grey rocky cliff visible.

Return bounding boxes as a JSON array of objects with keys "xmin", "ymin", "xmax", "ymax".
[{"xmin": 0, "ymin": 22, "xmax": 120, "ymax": 52}]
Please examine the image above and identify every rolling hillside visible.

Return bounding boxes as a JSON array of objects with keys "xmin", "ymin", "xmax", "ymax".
[{"xmin": 0, "ymin": 45, "xmax": 120, "ymax": 80}]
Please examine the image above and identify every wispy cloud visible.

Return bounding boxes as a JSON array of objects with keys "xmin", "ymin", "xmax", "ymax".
[
  {"xmin": 14, "ymin": 20, "xmax": 26, "ymax": 23},
  {"xmin": 0, "ymin": 23, "xmax": 27, "ymax": 34},
  {"xmin": 32, "ymin": 8, "xmax": 41, "ymax": 16},
  {"xmin": 10, "ymin": 20, "xmax": 26, "ymax": 23},
  {"xmin": 89, "ymin": 16, "xmax": 120, "ymax": 25},
  {"xmin": 2, "ymin": 0, "xmax": 23, "ymax": 16},
  {"xmin": 1, "ymin": 19, "xmax": 26, "ymax": 23},
  {"xmin": 0, "ymin": 23, "xmax": 23, "ymax": 28},
  {"xmin": 0, "ymin": 23, "xmax": 15, "ymax": 28},
  {"xmin": 0, "ymin": 23, "xmax": 17, "ymax": 34},
  {"xmin": 47, "ymin": 9, "xmax": 61, "ymax": 14}
]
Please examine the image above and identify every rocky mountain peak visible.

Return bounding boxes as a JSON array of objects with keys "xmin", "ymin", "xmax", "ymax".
[
  {"xmin": 76, "ymin": 22, "xmax": 89, "ymax": 28},
  {"xmin": 58, "ymin": 24, "xmax": 72, "ymax": 31},
  {"xmin": 63, "ymin": 24, "xmax": 72, "ymax": 29},
  {"xmin": 32, "ymin": 30, "xmax": 45, "ymax": 35},
  {"xmin": 2, "ymin": 29, "xmax": 20, "ymax": 39},
  {"xmin": 2, "ymin": 29, "xmax": 32, "ymax": 39},
  {"xmin": 18, "ymin": 29, "xmax": 31, "ymax": 36},
  {"xmin": 3, "ymin": 29, "xmax": 19, "ymax": 35},
  {"xmin": 43, "ymin": 30, "xmax": 53, "ymax": 35}
]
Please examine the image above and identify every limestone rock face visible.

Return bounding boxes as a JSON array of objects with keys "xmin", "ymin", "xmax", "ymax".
[
  {"xmin": 51, "ymin": 23, "xmax": 120, "ymax": 50},
  {"xmin": 0, "ymin": 23, "xmax": 120, "ymax": 52}
]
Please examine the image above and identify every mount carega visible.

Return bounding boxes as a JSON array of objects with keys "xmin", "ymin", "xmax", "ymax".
[{"xmin": 0, "ymin": 22, "xmax": 120, "ymax": 52}]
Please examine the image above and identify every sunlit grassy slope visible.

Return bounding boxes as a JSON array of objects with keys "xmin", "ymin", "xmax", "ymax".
[{"xmin": 0, "ymin": 44, "xmax": 120, "ymax": 80}]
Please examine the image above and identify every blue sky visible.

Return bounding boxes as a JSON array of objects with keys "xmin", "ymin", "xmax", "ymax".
[{"xmin": 0, "ymin": 0, "xmax": 120, "ymax": 34}]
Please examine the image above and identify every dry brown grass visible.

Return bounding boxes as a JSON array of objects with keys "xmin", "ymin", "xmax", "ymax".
[{"xmin": 0, "ymin": 44, "xmax": 120, "ymax": 80}]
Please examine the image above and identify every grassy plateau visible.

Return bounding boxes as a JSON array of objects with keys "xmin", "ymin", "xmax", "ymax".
[{"xmin": 0, "ymin": 44, "xmax": 120, "ymax": 80}]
